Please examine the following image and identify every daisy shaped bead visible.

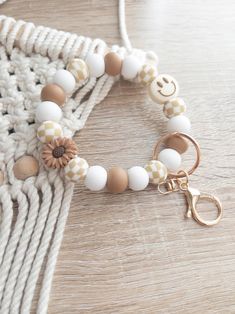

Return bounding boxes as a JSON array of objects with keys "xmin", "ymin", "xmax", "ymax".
[
  {"xmin": 64, "ymin": 157, "xmax": 89, "ymax": 182},
  {"xmin": 37, "ymin": 121, "xmax": 63, "ymax": 143},
  {"xmin": 163, "ymin": 98, "xmax": 186, "ymax": 119},
  {"xmin": 144, "ymin": 160, "xmax": 168, "ymax": 185},
  {"xmin": 42, "ymin": 138, "xmax": 78, "ymax": 169}
]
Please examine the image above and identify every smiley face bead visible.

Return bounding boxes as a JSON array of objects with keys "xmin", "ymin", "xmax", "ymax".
[{"xmin": 148, "ymin": 74, "xmax": 179, "ymax": 104}]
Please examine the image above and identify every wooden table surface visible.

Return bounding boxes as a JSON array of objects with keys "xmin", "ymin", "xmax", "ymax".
[{"xmin": 1, "ymin": 0, "xmax": 235, "ymax": 313}]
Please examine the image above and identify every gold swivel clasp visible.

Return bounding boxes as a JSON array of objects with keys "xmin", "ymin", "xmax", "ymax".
[{"xmin": 158, "ymin": 171, "xmax": 223, "ymax": 227}]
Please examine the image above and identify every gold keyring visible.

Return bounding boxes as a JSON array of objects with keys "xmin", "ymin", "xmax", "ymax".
[{"xmin": 152, "ymin": 132, "xmax": 201, "ymax": 179}]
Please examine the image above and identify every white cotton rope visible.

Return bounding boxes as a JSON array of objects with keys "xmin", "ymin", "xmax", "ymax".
[{"xmin": 0, "ymin": 1, "xmax": 158, "ymax": 313}]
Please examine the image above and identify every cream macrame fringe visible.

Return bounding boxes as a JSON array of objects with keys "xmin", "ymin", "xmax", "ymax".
[
  {"xmin": 0, "ymin": 6, "xmax": 156, "ymax": 313},
  {"xmin": 0, "ymin": 14, "xmax": 118, "ymax": 314}
]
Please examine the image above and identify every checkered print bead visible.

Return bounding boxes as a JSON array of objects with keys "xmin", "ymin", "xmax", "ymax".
[
  {"xmin": 163, "ymin": 98, "xmax": 186, "ymax": 119},
  {"xmin": 37, "ymin": 121, "xmax": 63, "ymax": 143},
  {"xmin": 64, "ymin": 157, "xmax": 89, "ymax": 182},
  {"xmin": 138, "ymin": 64, "xmax": 158, "ymax": 85},
  {"xmin": 67, "ymin": 58, "xmax": 89, "ymax": 82},
  {"xmin": 144, "ymin": 160, "xmax": 168, "ymax": 185}
]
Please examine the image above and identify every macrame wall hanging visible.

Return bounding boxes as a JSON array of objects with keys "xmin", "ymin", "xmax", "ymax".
[
  {"xmin": 0, "ymin": 0, "xmax": 224, "ymax": 313},
  {"xmin": 0, "ymin": 1, "xmax": 160, "ymax": 313}
]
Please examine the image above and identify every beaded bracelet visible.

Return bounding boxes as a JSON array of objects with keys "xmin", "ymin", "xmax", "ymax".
[{"xmin": 35, "ymin": 52, "xmax": 223, "ymax": 227}]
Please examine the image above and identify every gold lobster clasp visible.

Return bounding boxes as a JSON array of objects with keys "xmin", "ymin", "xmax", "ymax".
[
  {"xmin": 158, "ymin": 172, "xmax": 223, "ymax": 227},
  {"xmin": 183, "ymin": 186, "xmax": 223, "ymax": 226}
]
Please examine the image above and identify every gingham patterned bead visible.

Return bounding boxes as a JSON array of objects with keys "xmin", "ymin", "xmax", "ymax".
[
  {"xmin": 144, "ymin": 160, "xmax": 168, "ymax": 185},
  {"xmin": 163, "ymin": 98, "xmax": 186, "ymax": 119},
  {"xmin": 37, "ymin": 121, "xmax": 63, "ymax": 143},
  {"xmin": 67, "ymin": 58, "xmax": 89, "ymax": 82},
  {"xmin": 138, "ymin": 63, "xmax": 158, "ymax": 85},
  {"xmin": 64, "ymin": 157, "xmax": 89, "ymax": 182}
]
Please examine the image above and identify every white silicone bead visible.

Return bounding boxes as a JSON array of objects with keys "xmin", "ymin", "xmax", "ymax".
[
  {"xmin": 85, "ymin": 165, "xmax": 107, "ymax": 191},
  {"xmin": 167, "ymin": 115, "xmax": 191, "ymax": 133},
  {"xmin": 128, "ymin": 166, "xmax": 149, "ymax": 191},
  {"xmin": 52, "ymin": 69, "xmax": 76, "ymax": 94},
  {"xmin": 121, "ymin": 55, "xmax": 142, "ymax": 80},
  {"xmin": 158, "ymin": 148, "xmax": 182, "ymax": 172},
  {"xmin": 86, "ymin": 53, "xmax": 105, "ymax": 78},
  {"xmin": 36, "ymin": 101, "xmax": 62, "ymax": 123}
]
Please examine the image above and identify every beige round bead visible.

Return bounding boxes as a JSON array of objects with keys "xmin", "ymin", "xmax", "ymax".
[
  {"xmin": 104, "ymin": 52, "xmax": 122, "ymax": 76},
  {"xmin": 144, "ymin": 160, "xmax": 168, "ymax": 185},
  {"xmin": 107, "ymin": 166, "xmax": 128, "ymax": 193},
  {"xmin": 13, "ymin": 156, "xmax": 39, "ymax": 180},
  {"xmin": 67, "ymin": 58, "xmax": 89, "ymax": 82},
  {"xmin": 163, "ymin": 97, "xmax": 186, "ymax": 119},
  {"xmin": 37, "ymin": 121, "xmax": 63, "ymax": 143},
  {"xmin": 41, "ymin": 84, "xmax": 66, "ymax": 107},
  {"xmin": 148, "ymin": 74, "xmax": 179, "ymax": 104},
  {"xmin": 165, "ymin": 134, "xmax": 189, "ymax": 154},
  {"xmin": 0, "ymin": 171, "xmax": 4, "ymax": 185},
  {"xmin": 138, "ymin": 63, "xmax": 158, "ymax": 85}
]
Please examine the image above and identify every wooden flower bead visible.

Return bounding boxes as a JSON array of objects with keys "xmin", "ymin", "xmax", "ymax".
[
  {"xmin": 163, "ymin": 97, "xmax": 186, "ymax": 119},
  {"xmin": 37, "ymin": 121, "xmax": 63, "ymax": 143},
  {"xmin": 104, "ymin": 52, "xmax": 122, "ymax": 76},
  {"xmin": 144, "ymin": 160, "xmax": 167, "ymax": 185},
  {"xmin": 41, "ymin": 84, "xmax": 66, "ymax": 107},
  {"xmin": 64, "ymin": 157, "xmax": 89, "ymax": 182},
  {"xmin": 67, "ymin": 58, "xmax": 89, "ymax": 82},
  {"xmin": 42, "ymin": 137, "xmax": 78, "ymax": 169},
  {"xmin": 148, "ymin": 74, "xmax": 179, "ymax": 104},
  {"xmin": 13, "ymin": 156, "xmax": 39, "ymax": 180},
  {"xmin": 107, "ymin": 167, "xmax": 128, "ymax": 193},
  {"xmin": 138, "ymin": 63, "xmax": 158, "ymax": 85}
]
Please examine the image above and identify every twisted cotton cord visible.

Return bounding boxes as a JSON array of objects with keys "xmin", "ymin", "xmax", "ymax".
[
  {"xmin": 0, "ymin": 186, "xmax": 13, "ymax": 266},
  {"xmin": 0, "ymin": 185, "xmax": 29, "ymax": 302},
  {"xmin": 79, "ymin": 75, "xmax": 115, "ymax": 130},
  {"xmin": 36, "ymin": 181, "xmax": 74, "ymax": 314},
  {"xmin": 0, "ymin": 181, "xmax": 40, "ymax": 313},
  {"xmin": 10, "ymin": 174, "xmax": 53, "ymax": 314},
  {"xmin": 0, "ymin": 15, "xmax": 107, "ymax": 64},
  {"xmin": 20, "ymin": 172, "xmax": 65, "ymax": 314}
]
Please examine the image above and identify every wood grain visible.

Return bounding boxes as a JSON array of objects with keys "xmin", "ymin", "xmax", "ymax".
[{"xmin": 2, "ymin": 0, "xmax": 235, "ymax": 313}]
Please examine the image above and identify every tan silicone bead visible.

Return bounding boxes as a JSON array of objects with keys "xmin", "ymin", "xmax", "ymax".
[
  {"xmin": 104, "ymin": 52, "xmax": 122, "ymax": 76},
  {"xmin": 107, "ymin": 166, "xmax": 128, "ymax": 193},
  {"xmin": 165, "ymin": 134, "xmax": 189, "ymax": 154},
  {"xmin": 0, "ymin": 171, "xmax": 4, "ymax": 185},
  {"xmin": 41, "ymin": 84, "xmax": 66, "ymax": 107},
  {"xmin": 13, "ymin": 156, "xmax": 39, "ymax": 180}
]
